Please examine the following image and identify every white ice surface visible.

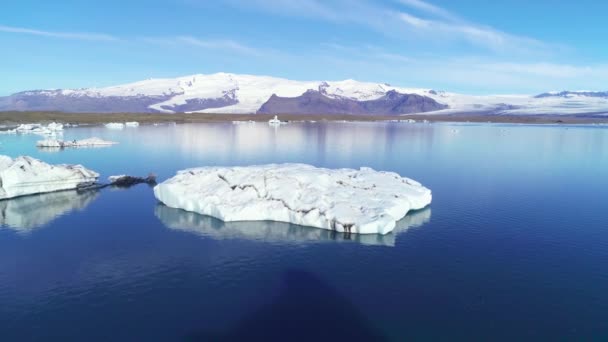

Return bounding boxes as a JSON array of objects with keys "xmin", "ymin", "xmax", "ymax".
[
  {"xmin": 154, "ymin": 164, "xmax": 432, "ymax": 235},
  {"xmin": 0, "ymin": 155, "xmax": 99, "ymax": 199},
  {"xmin": 105, "ymin": 122, "xmax": 125, "ymax": 129}
]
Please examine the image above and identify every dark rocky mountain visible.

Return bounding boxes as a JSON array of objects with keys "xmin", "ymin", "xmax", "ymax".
[
  {"xmin": 0, "ymin": 90, "xmax": 239, "ymax": 113},
  {"xmin": 0, "ymin": 91, "xmax": 171, "ymax": 113},
  {"xmin": 257, "ymin": 89, "xmax": 447, "ymax": 115}
]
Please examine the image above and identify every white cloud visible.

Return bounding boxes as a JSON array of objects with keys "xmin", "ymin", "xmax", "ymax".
[
  {"xmin": 141, "ymin": 36, "xmax": 263, "ymax": 56},
  {"xmin": 396, "ymin": 0, "xmax": 458, "ymax": 21},
  {"xmin": 176, "ymin": 36, "xmax": 262, "ymax": 55},
  {"xmin": 217, "ymin": 0, "xmax": 550, "ymax": 54},
  {"xmin": 0, "ymin": 24, "xmax": 119, "ymax": 41},
  {"xmin": 397, "ymin": 12, "xmax": 546, "ymax": 52}
]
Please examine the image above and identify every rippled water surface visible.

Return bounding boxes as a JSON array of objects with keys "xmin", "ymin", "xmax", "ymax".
[{"xmin": 1, "ymin": 122, "xmax": 607, "ymax": 340}]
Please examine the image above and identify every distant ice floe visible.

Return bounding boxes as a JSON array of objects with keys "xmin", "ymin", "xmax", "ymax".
[
  {"xmin": 154, "ymin": 164, "xmax": 432, "ymax": 235},
  {"xmin": 105, "ymin": 121, "xmax": 140, "ymax": 129},
  {"xmin": 0, "ymin": 122, "xmax": 64, "ymax": 136},
  {"xmin": 0, "ymin": 155, "xmax": 98, "ymax": 200},
  {"xmin": 105, "ymin": 122, "xmax": 125, "ymax": 129},
  {"xmin": 0, "ymin": 190, "xmax": 99, "ymax": 232},
  {"xmin": 36, "ymin": 137, "xmax": 118, "ymax": 149},
  {"xmin": 268, "ymin": 115, "xmax": 284, "ymax": 126},
  {"xmin": 155, "ymin": 204, "xmax": 431, "ymax": 246}
]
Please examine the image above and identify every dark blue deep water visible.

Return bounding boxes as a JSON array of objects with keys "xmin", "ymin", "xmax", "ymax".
[{"xmin": 0, "ymin": 122, "xmax": 607, "ymax": 341}]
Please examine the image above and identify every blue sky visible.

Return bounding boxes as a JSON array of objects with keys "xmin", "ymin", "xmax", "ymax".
[{"xmin": 1, "ymin": 0, "xmax": 608, "ymax": 95}]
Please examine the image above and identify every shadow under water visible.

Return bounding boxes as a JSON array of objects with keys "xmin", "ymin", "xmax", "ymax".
[
  {"xmin": 185, "ymin": 269, "xmax": 388, "ymax": 341},
  {"xmin": 0, "ymin": 190, "xmax": 100, "ymax": 231},
  {"xmin": 155, "ymin": 204, "xmax": 431, "ymax": 247}
]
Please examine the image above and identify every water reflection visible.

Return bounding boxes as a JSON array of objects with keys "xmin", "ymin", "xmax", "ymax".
[
  {"xmin": 0, "ymin": 190, "xmax": 99, "ymax": 231},
  {"xmin": 155, "ymin": 204, "xmax": 431, "ymax": 247}
]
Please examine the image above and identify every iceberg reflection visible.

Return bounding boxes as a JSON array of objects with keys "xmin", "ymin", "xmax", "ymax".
[
  {"xmin": 0, "ymin": 190, "xmax": 99, "ymax": 231},
  {"xmin": 155, "ymin": 204, "xmax": 431, "ymax": 247}
]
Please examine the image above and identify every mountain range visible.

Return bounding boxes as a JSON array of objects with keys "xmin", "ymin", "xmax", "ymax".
[{"xmin": 1, "ymin": 73, "xmax": 608, "ymax": 116}]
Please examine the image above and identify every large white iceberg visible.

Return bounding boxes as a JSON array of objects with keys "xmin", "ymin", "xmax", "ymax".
[
  {"xmin": 36, "ymin": 137, "xmax": 118, "ymax": 148},
  {"xmin": 154, "ymin": 164, "xmax": 432, "ymax": 235},
  {"xmin": 0, "ymin": 155, "xmax": 99, "ymax": 199}
]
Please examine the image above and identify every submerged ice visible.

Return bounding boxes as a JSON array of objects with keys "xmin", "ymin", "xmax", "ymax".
[{"xmin": 154, "ymin": 164, "xmax": 432, "ymax": 235}]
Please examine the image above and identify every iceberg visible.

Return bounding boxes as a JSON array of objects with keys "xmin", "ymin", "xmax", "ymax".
[
  {"xmin": 0, "ymin": 155, "xmax": 99, "ymax": 199},
  {"xmin": 125, "ymin": 121, "xmax": 140, "ymax": 127},
  {"xmin": 154, "ymin": 164, "xmax": 432, "ymax": 235},
  {"xmin": 105, "ymin": 122, "xmax": 125, "ymax": 129},
  {"xmin": 0, "ymin": 122, "xmax": 64, "ymax": 136},
  {"xmin": 36, "ymin": 137, "xmax": 118, "ymax": 148},
  {"xmin": 268, "ymin": 115, "xmax": 282, "ymax": 126}
]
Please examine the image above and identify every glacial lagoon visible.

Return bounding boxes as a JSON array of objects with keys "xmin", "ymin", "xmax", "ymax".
[{"xmin": 1, "ymin": 121, "xmax": 607, "ymax": 340}]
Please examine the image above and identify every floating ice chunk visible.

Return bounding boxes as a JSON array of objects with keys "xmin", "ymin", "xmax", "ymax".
[
  {"xmin": 105, "ymin": 122, "xmax": 125, "ymax": 129},
  {"xmin": 47, "ymin": 122, "xmax": 64, "ymax": 131},
  {"xmin": 2, "ymin": 123, "xmax": 65, "ymax": 136},
  {"xmin": 125, "ymin": 121, "xmax": 140, "ymax": 127},
  {"xmin": 0, "ymin": 155, "xmax": 99, "ymax": 199},
  {"xmin": 154, "ymin": 164, "xmax": 432, "ymax": 235},
  {"xmin": 268, "ymin": 115, "xmax": 282, "ymax": 126},
  {"xmin": 36, "ymin": 137, "xmax": 118, "ymax": 148}
]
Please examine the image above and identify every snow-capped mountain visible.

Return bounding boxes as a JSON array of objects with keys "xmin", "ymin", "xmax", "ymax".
[{"xmin": 1, "ymin": 72, "xmax": 608, "ymax": 116}]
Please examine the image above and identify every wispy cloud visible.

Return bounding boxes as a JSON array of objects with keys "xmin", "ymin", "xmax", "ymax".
[
  {"xmin": 175, "ymin": 36, "xmax": 262, "ymax": 55},
  {"xmin": 0, "ymin": 24, "xmax": 119, "ymax": 41},
  {"xmin": 142, "ymin": 36, "xmax": 263, "ymax": 56},
  {"xmin": 397, "ymin": 12, "xmax": 546, "ymax": 52},
  {"xmin": 396, "ymin": 0, "xmax": 458, "ymax": 21},
  {"xmin": 219, "ymin": 0, "xmax": 553, "ymax": 54}
]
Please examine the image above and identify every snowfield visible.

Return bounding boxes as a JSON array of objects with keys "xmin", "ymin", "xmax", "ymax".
[
  {"xmin": 154, "ymin": 164, "xmax": 432, "ymax": 235},
  {"xmin": 4, "ymin": 72, "xmax": 608, "ymax": 115}
]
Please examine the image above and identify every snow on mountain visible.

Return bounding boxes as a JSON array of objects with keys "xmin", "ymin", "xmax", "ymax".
[{"xmin": 2, "ymin": 72, "xmax": 608, "ymax": 115}]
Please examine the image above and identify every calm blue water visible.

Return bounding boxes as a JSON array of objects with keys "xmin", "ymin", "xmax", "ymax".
[{"xmin": 0, "ymin": 122, "xmax": 607, "ymax": 341}]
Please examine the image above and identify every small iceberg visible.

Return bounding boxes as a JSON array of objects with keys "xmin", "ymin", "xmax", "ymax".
[
  {"xmin": 268, "ymin": 115, "xmax": 282, "ymax": 126},
  {"xmin": 36, "ymin": 137, "xmax": 118, "ymax": 149},
  {"xmin": 1, "ymin": 122, "xmax": 64, "ymax": 136},
  {"xmin": 0, "ymin": 155, "xmax": 98, "ymax": 200},
  {"xmin": 125, "ymin": 121, "xmax": 140, "ymax": 127},
  {"xmin": 105, "ymin": 122, "xmax": 125, "ymax": 129},
  {"xmin": 154, "ymin": 164, "xmax": 432, "ymax": 235}
]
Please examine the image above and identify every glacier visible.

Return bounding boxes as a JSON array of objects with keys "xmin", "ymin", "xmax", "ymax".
[
  {"xmin": 2, "ymin": 72, "xmax": 608, "ymax": 115},
  {"xmin": 153, "ymin": 164, "xmax": 432, "ymax": 235},
  {"xmin": 0, "ymin": 156, "xmax": 99, "ymax": 199}
]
